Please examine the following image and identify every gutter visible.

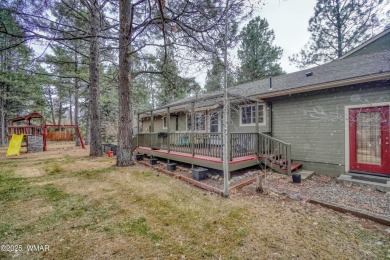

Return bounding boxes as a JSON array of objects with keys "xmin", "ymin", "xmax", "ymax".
[{"xmin": 252, "ymin": 73, "xmax": 390, "ymax": 100}]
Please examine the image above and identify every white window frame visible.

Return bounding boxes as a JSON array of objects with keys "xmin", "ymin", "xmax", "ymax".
[
  {"xmin": 186, "ymin": 112, "xmax": 206, "ymax": 132},
  {"xmin": 163, "ymin": 116, "xmax": 167, "ymax": 129},
  {"xmin": 239, "ymin": 103, "xmax": 266, "ymax": 126},
  {"xmin": 208, "ymin": 110, "xmax": 221, "ymax": 133}
]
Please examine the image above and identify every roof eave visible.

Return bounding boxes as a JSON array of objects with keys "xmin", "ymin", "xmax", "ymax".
[{"xmin": 252, "ymin": 72, "xmax": 390, "ymax": 99}]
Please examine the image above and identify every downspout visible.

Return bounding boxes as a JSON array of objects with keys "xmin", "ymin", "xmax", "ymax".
[
  {"xmin": 269, "ymin": 102, "xmax": 273, "ymax": 137},
  {"xmin": 269, "ymin": 77, "xmax": 273, "ymax": 137}
]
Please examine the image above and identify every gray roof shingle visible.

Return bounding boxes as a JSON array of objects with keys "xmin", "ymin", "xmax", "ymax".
[{"xmin": 144, "ymin": 50, "xmax": 390, "ymax": 114}]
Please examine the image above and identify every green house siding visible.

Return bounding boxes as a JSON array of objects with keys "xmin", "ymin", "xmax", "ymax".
[
  {"xmin": 140, "ymin": 103, "xmax": 271, "ymax": 133},
  {"xmin": 141, "ymin": 114, "xmax": 186, "ymax": 132},
  {"xmin": 270, "ymin": 83, "xmax": 390, "ymax": 175}
]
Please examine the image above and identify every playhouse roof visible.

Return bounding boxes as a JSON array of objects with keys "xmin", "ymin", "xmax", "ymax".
[{"xmin": 8, "ymin": 112, "xmax": 44, "ymax": 123}]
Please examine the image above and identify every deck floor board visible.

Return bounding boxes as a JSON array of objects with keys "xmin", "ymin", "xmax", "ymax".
[{"xmin": 138, "ymin": 146, "xmax": 261, "ymax": 165}]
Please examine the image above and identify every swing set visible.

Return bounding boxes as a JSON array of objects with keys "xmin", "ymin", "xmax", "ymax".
[{"xmin": 7, "ymin": 112, "xmax": 85, "ymax": 153}]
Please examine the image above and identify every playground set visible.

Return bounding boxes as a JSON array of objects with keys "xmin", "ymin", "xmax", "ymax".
[{"xmin": 6, "ymin": 112, "xmax": 85, "ymax": 156}]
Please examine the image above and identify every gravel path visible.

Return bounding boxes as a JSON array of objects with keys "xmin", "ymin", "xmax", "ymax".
[
  {"xmin": 139, "ymin": 156, "xmax": 390, "ymax": 218},
  {"xmin": 263, "ymin": 173, "xmax": 390, "ymax": 217}
]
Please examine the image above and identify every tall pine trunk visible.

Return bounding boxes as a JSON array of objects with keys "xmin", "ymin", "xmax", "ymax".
[
  {"xmin": 48, "ymin": 87, "xmax": 56, "ymax": 124},
  {"xmin": 117, "ymin": 0, "xmax": 134, "ymax": 166},
  {"xmin": 58, "ymin": 102, "xmax": 63, "ymax": 125},
  {"xmin": 74, "ymin": 51, "xmax": 80, "ymax": 146},
  {"xmin": 335, "ymin": 0, "xmax": 343, "ymax": 57},
  {"xmin": 88, "ymin": 3, "xmax": 102, "ymax": 156},
  {"xmin": 69, "ymin": 89, "xmax": 73, "ymax": 125},
  {"xmin": 0, "ymin": 92, "xmax": 5, "ymax": 146},
  {"xmin": 85, "ymin": 106, "xmax": 91, "ymax": 145}
]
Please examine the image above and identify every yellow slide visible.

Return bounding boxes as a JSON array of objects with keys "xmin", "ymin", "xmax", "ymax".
[{"xmin": 6, "ymin": 134, "xmax": 24, "ymax": 157}]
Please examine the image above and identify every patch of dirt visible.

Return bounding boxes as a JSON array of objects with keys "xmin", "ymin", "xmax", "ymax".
[
  {"xmin": 14, "ymin": 167, "xmax": 44, "ymax": 178},
  {"xmin": 60, "ymin": 159, "xmax": 114, "ymax": 174},
  {"xmin": 1, "ymin": 198, "xmax": 53, "ymax": 228}
]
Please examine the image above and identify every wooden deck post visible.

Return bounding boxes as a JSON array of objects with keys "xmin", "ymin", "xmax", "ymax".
[
  {"xmin": 190, "ymin": 102, "xmax": 195, "ymax": 157},
  {"xmin": 150, "ymin": 110, "xmax": 154, "ymax": 148},
  {"xmin": 137, "ymin": 112, "xmax": 140, "ymax": 148},
  {"xmin": 167, "ymin": 106, "xmax": 170, "ymax": 155},
  {"xmin": 222, "ymin": 100, "xmax": 230, "ymax": 196},
  {"xmin": 255, "ymin": 102, "xmax": 259, "ymax": 156},
  {"xmin": 287, "ymin": 144, "xmax": 292, "ymax": 175}
]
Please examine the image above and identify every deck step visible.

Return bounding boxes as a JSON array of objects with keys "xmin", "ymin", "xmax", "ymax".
[
  {"xmin": 337, "ymin": 173, "xmax": 390, "ymax": 192},
  {"xmin": 296, "ymin": 170, "xmax": 315, "ymax": 180},
  {"xmin": 281, "ymin": 163, "xmax": 302, "ymax": 171},
  {"xmin": 267, "ymin": 153, "xmax": 281, "ymax": 159}
]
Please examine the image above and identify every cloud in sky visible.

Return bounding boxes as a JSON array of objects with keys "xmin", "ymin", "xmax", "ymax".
[{"xmin": 191, "ymin": 0, "xmax": 317, "ymax": 87}]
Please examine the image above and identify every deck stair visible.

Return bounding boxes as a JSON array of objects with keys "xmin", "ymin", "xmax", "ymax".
[{"xmin": 258, "ymin": 133, "xmax": 302, "ymax": 175}]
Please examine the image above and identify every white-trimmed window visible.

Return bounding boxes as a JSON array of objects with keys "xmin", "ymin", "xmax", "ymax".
[
  {"xmin": 163, "ymin": 117, "xmax": 167, "ymax": 129},
  {"xmin": 240, "ymin": 104, "xmax": 265, "ymax": 126},
  {"xmin": 186, "ymin": 112, "xmax": 206, "ymax": 131}
]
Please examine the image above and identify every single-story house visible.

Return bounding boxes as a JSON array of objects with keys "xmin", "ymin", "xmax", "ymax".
[{"xmin": 135, "ymin": 28, "xmax": 390, "ymax": 177}]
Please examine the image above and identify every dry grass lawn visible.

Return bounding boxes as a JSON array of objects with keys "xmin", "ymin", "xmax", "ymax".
[{"xmin": 0, "ymin": 143, "xmax": 389, "ymax": 259}]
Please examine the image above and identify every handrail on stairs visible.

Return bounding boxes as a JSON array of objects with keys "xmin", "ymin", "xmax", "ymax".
[{"xmin": 258, "ymin": 132, "xmax": 292, "ymax": 175}]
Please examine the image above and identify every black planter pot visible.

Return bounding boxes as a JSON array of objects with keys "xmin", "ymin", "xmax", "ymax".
[
  {"xmin": 292, "ymin": 173, "xmax": 301, "ymax": 183},
  {"xmin": 166, "ymin": 163, "xmax": 176, "ymax": 171},
  {"xmin": 149, "ymin": 158, "xmax": 158, "ymax": 165},
  {"xmin": 135, "ymin": 153, "xmax": 143, "ymax": 161}
]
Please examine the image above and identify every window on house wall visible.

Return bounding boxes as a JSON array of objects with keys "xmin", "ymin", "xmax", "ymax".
[
  {"xmin": 163, "ymin": 117, "xmax": 167, "ymax": 129},
  {"xmin": 210, "ymin": 112, "xmax": 219, "ymax": 132},
  {"xmin": 240, "ymin": 104, "xmax": 265, "ymax": 125},
  {"xmin": 186, "ymin": 112, "xmax": 205, "ymax": 131}
]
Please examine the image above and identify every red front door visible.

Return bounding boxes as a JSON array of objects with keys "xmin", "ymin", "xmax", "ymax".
[{"xmin": 349, "ymin": 106, "xmax": 390, "ymax": 175}]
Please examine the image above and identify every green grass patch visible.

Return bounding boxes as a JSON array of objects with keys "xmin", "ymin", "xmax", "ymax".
[
  {"xmin": 42, "ymin": 184, "xmax": 69, "ymax": 202},
  {"xmin": 120, "ymin": 216, "xmax": 161, "ymax": 243},
  {"xmin": 0, "ymin": 174, "xmax": 36, "ymax": 201},
  {"xmin": 77, "ymin": 166, "xmax": 116, "ymax": 179},
  {"xmin": 44, "ymin": 163, "xmax": 64, "ymax": 175}
]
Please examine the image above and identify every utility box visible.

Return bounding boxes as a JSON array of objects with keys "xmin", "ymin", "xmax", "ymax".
[
  {"xmin": 102, "ymin": 144, "xmax": 118, "ymax": 155},
  {"xmin": 192, "ymin": 167, "xmax": 208, "ymax": 181}
]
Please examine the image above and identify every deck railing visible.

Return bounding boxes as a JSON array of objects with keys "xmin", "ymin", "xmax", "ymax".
[
  {"xmin": 231, "ymin": 132, "xmax": 258, "ymax": 159},
  {"xmin": 136, "ymin": 132, "xmax": 291, "ymax": 174},
  {"xmin": 193, "ymin": 133, "xmax": 223, "ymax": 158},
  {"xmin": 8, "ymin": 126, "xmax": 44, "ymax": 136},
  {"xmin": 169, "ymin": 132, "xmax": 191, "ymax": 154},
  {"xmin": 258, "ymin": 132, "xmax": 292, "ymax": 175}
]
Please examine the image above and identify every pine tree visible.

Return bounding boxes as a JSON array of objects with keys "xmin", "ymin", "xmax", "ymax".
[
  {"xmin": 204, "ymin": 56, "xmax": 236, "ymax": 92},
  {"xmin": 204, "ymin": 56, "xmax": 224, "ymax": 92},
  {"xmin": 0, "ymin": 8, "xmax": 45, "ymax": 145},
  {"xmin": 290, "ymin": 0, "xmax": 385, "ymax": 68},
  {"xmin": 237, "ymin": 17, "xmax": 283, "ymax": 83}
]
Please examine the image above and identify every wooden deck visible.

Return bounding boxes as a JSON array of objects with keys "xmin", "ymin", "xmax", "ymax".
[{"xmin": 137, "ymin": 146, "xmax": 263, "ymax": 171}]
